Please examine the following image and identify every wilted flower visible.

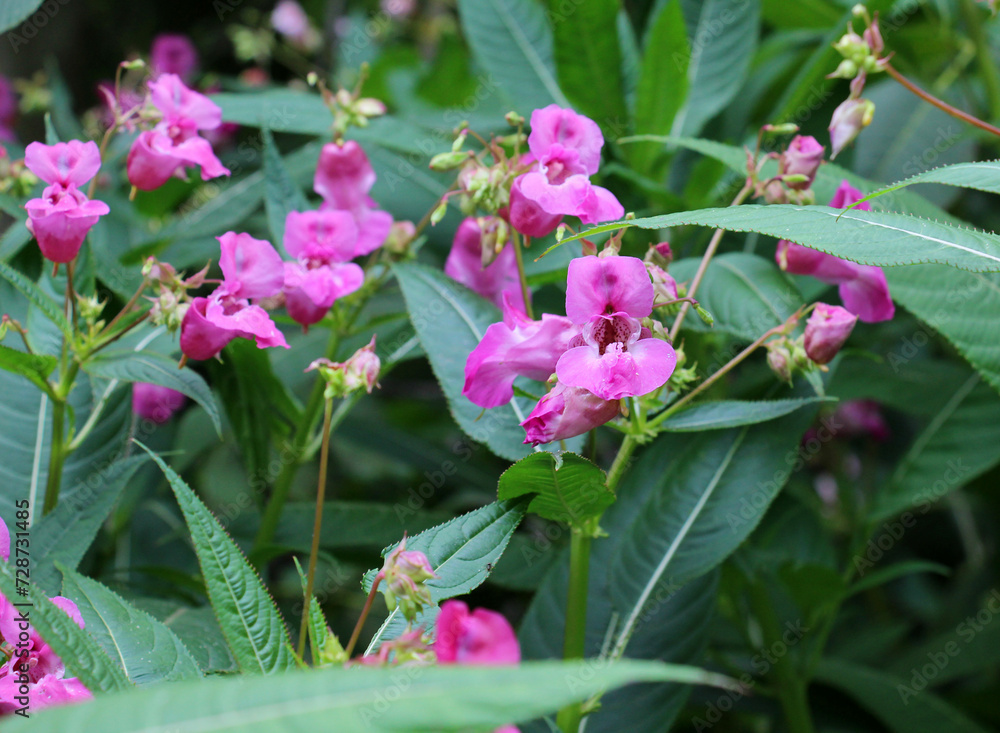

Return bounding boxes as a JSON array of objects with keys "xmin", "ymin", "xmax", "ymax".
[{"xmin": 828, "ymin": 97, "xmax": 874, "ymax": 159}]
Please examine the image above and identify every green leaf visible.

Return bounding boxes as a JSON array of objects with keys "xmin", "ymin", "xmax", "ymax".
[
  {"xmin": 57, "ymin": 565, "xmax": 202, "ymax": 685},
  {"xmin": 872, "ymin": 373, "xmax": 1000, "ymax": 520},
  {"xmin": 0, "ymin": 562, "xmax": 131, "ymax": 693},
  {"xmin": 0, "ymin": 0, "xmax": 43, "ymax": 35},
  {"xmin": 362, "ymin": 499, "xmax": 526, "ymax": 653},
  {"xmin": 672, "ymin": 0, "xmax": 761, "ymax": 135},
  {"xmin": 815, "ymin": 658, "xmax": 990, "ymax": 733},
  {"xmin": 393, "ymin": 261, "xmax": 572, "ymax": 461},
  {"xmin": 134, "ymin": 600, "xmax": 237, "ymax": 674},
  {"xmin": 0, "ymin": 261, "xmax": 72, "ymax": 339},
  {"xmin": 262, "ymin": 128, "xmax": 310, "ymax": 248},
  {"xmin": 669, "ymin": 252, "xmax": 803, "ymax": 340},
  {"xmin": 83, "ymin": 350, "xmax": 222, "ymax": 436},
  {"xmin": 845, "ymin": 560, "xmax": 951, "ymax": 600},
  {"xmin": 660, "ymin": 397, "xmax": 831, "ymax": 432},
  {"xmin": 547, "ymin": 0, "xmax": 625, "ymax": 129},
  {"xmin": 29, "ymin": 456, "xmax": 147, "ymax": 595},
  {"xmin": 457, "ymin": 0, "xmax": 570, "ymax": 113},
  {"xmin": 498, "ymin": 452, "xmax": 612, "ymax": 526},
  {"xmin": 565, "ymin": 205, "xmax": 1000, "ymax": 272},
  {"xmin": 292, "ymin": 557, "xmax": 332, "ymax": 663},
  {"xmin": 139, "ymin": 444, "xmax": 297, "ymax": 675},
  {"xmin": 850, "ymin": 160, "xmax": 1000, "ymax": 210},
  {"xmin": 6, "ymin": 659, "xmax": 734, "ymax": 733},
  {"xmin": 630, "ymin": 0, "xmax": 689, "ymax": 174},
  {"xmin": 0, "ymin": 343, "xmax": 56, "ymax": 392}
]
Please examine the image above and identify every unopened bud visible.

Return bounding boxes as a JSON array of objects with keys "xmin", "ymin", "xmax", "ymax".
[
  {"xmin": 694, "ymin": 303, "xmax": 714, "ymax": 327},
  {"xmin": 430, "ymin": 200, "xmax": 448, "ymax": 225},
  {"xmin": 829, "ymin": 97, "xmax": 875, "ymax": 158},
  {"xmin": 429, "ymin": 151, "xmax": 471, "ymax": 171},
  {"xmin": 306, "ymin": 335, "xmax": 381, "ymax": 398},
  {"xmin": 379, "ymin": 537, "xmax": 437, "ymax": 622},
  {"xmin": 828, "ymin": 58, "xmax": 858, "ymax": 80},
  {"xmin": 764, "ymin": 123, "xmax": 799, "ymax": 135},
  {"xmin": 355, "ymin": 97, "xmax": 386, "ymax": 117},
  {"xmin": 804, "ymin": 303, "xmax": 857, "ymax": 364},
  {"xmin": 504, "ymin": 111, "xmax": 525, "ymax": 127},
  {"xmin": 384, "ymin": 220, "xmax": 416, "ymax": 255}
]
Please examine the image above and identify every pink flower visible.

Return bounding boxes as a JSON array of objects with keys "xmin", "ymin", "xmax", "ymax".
[
  {"xmin": 835, "ymin": 399, "xmax": 890, "ymax": 441},
  {"xmin": 555, "ymin": 256, "xmax": 676, "ymax": 401},
  {"xmin": 829, "ymin": 97, "xmax": 874, "ymax": 159},
  {"xmin": 803, "ymin": 303, "xmax": 857, "ymax": 364},
  {"xmin": 179, "ymin": 232, "xmax": 289, "ymax": 360},
  {"xmin": 463, "ymin": 294, "xmax": 577, "ymax": 409},
  {"xmin": 508, "ymin": 105, "xmax": 623, "ymax": 238},
  {"xmin": 314, "ymin": 141, "xmax": 393, "ymax": 255},
  {"xmin": 271, "ymin": 0, "xmax": 320, "ymax": 49},
  {"xmin": 776, "ymin": 181, "xmax": 894, "ymax": 323},
  {"xmin": 0, "ymin": 518, "xmax": 8, "ymax": 562},
  {"xmin": 445, "ymin": 217, "xmax": 521, "ymax": 308},
  {"xmin": 127, "ymin": 74, "xmax": 230, "ymax": 191},
  {"xmin": 306, "ymin": 336, "xmax": 381, "ymax": 395},
  {"xmin": 150, "ymin": 34, "xmax": 199, "ymax": 82},
  {"xmin": 0, "ymin": 75, "xmax": 17, "ymax": 142},
  {"xmin": 434, "ymin": 600, "xmax": 520, "ymax": 665},
  {"xmin": 132, "ymin": 383, "xmax": 186, "ymax": 423},
  {"xmin": 782, "ymin": 135, "xmax": 824, "ymax": 190},
  {"xmin": 282, "ymin": 209, "xmax": 365, "ymax": 326},
  {"xmin": 23, "ymin": 140, "xmax": 110, "ymax": 263},
  {"xmin": 521, "ymin": 382, "xmax": 619, "ymax": 444}
]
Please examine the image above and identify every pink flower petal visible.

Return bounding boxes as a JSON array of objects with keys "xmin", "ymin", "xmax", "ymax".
[
  {"xmin": 565, "ymin": 256, "xmax": 653, "ymax": 323},
  {"xmin": 577, "ymin": 184, "xmax": 624, "ymax": 225},
  {"xmin": 284, "ymin": 209, "xmax": 358, "ymax": 261},
  {"xmin": 24, "ymin": 140, "xmax": 102, "ymax": 187},
  {"xmin": 838, "ymin": 267, "xmax": 895, "ymax": 322},
  {"xmin": 149, "ymin": 74, "xmax": 222, "ymax": 130},
  {"xmin": 179, "ymin": 297, "xmax": 236, "ymax": 360},
  {"xmin": 528, "ymin": 105, "xmax": 603, "ymax": 175},
  {"xmin": 508, "ymin": 175, "xmax": 563, "ymax": 238},
  {"xmin": 218, "ymin": 232, "xmax": 285, "ymax": 300},
  {"xmin": 521, "ymin": 382, "xmax": 618, "ymax": 445},
  {"xmin": 444, "ymin": 217, "xmax": 522, "ymax": 309},
  {"xmin": 434, "ymin": 600, "xmax": 520, "ymax": 665}
]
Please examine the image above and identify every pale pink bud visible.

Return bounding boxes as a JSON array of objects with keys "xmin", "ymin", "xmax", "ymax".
[
  {"xmin": 380, "ymin": 537, "xmax": 437, "ymax": 622},
  {"xmin": 782, "ymin": 135, "xmax": 825, "ymax": 190},
  {"xmin": 804, "ymin": 303, "xmax": 857, "ymax": 364},
  {"xmin": 829, "ymin": 98, "xmax": 875, "ymax": 158}
]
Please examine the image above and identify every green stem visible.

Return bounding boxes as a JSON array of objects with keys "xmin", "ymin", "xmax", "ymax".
[
  {"xmin": 961, "ymin": 0, "xmax": 1000, "ymax": 122},
  {"xmin": 42, "ymin": 398, "xmax": 66, "ymax": 516},
  {"xmin": 297, "ymin": 397, "xmax": 334, "ymax": 659},
  {"xmin": 510, "ymin": 229, "xmax": 534, "ymax": 319},
  {"xmin": 606, "ymin": 434, "xmax": 638, "ymax": 493},
  {"xmin": 748, "ymin": 582, "xmax": 815, "ymax": 733},
  {"xmin": 556, "ymin": 531, "xmax": 592, "ymax": 733}
]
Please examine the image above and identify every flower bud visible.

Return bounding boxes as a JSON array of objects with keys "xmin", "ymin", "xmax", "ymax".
[
  {"xmin": 306, "ymin": 336, "xmax": 380, "ymax": 398},
  {"xmin": 504, "ymin": 111, "xmax": 525, "ymax": 127},
  {"xmin": 646, "ymin": 262, "xmax": 679, "ymax": 306},
  {"xmin": 828, "ymin": 97, "xmax": 875, "ymax": 158},
  {"xmin": 828, "ymin": 58, "xmax": 859, "ymax": 80},
  {"xmin": 804, "ymin": 303, "xmax": 857, "ymax": 364},
  {"xmin": 430, "ymin": 200, "xmax": 448, "ymax": 225},
  {"xmin": 644, "ymin": 241, "xmax": 673, "ymax": 269},
  {"xmin": 429, "ymin": 151, "xmax": 471, "ymax": 172},
  {"xmin": 863, "ymin": 19, "xmax": 884, "ymax": 55},
  {"xmin": 380, "ymin": 537, "xmax": 437, "ymax": 622},
  {"xmin": 763, "ymin": 123, "xmax": 800, "ymax": 135},
  {"xmin": 782, "ymin": 135, "xmax": 825, "ymax": 190},
  {"xmin": 355, "ymin": 97, "xmax": 387, "ymax": 118},
  {"xmin": 384, "ymin": 220, "xmax": 416, "ymax": 255},
  {"xmin": 766, "ymin": 339, "xmax": 793, "ymax": 383}
]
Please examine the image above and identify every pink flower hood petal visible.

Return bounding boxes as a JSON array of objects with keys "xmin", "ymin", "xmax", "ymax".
[
  {"xmin": 218, "ymin": 232, "xmax": 285, "ymax": 300},
  {"xmin": 149, "ymin": 74, "xmax": 222, "ymax": 130},
  {"xmin": 565, "ymin": 255, "xmax": 653, "ymax": 323},
  {"xmin": 284, "ymin": 209, "xmax": 359, "ymax": 261},
  {"xmin": 444, "ymin": 217, "xmax": 522, "ymax": 309},
  {"xmin": 577, "ymin": 184, "xmax": 624, "ymax": 225},
  {"xmin": 528, "ymin": 105, "xmax": 603, "ymax": 175},
  {"xmin": 205, "ymin": 298, "xmax": 289, "ymax": 350},
  {"xmin": 24, "ymin": 140, "xmax": 102, "ymax": 187},
  {"xmin": 434, "ymin": 600, "xmax": 520, "ymax": 665},
  {"xmin": 521, "ymin": 382, "xmax": 619, "ymax": 445},
  {"xmin": 829, "ymin": 180, "xmax": 871, "ymax": 210},
  {"xmin": 838, "ymin": 268, "xmax": 895, "ymax": 322},
  {"xmin": 516, "ymin": 170, "xmax": 592, "ymax": 217}
]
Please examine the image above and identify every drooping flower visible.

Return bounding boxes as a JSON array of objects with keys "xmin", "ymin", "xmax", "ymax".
[
  {"xmin": 314, "ymin": 141, "xmax": 393, "ymax": 255},
  {"xmin": 282, "ymin": 209, "xmax": 365, "ymax": 326},
  {"xmin": 179, "ymin": 232, "xmax": 289, "ymax": 360},
  {"xmin": 520, "ymin": 381, "xmax": 619, "ymax": 445},
  {"xmin": 127, "ymin": 74, "xmax": 230, "ymax": 191},
  {"xmin": 0, "ymin": 75, "xmax": 17, "ymax": 142},
  {"xmin": 444, "ymin": 217, "xmax": 521, "ymax": 308},
  {"xmin": 150, "ymin": 34, "xmax": 199, "ymax": 82},
  {"xmin": 803, "ymin": 303, "xmax": 857, "ymax": 364},
  {"xmin": 829, "ymin": 97, "xmax": 874, "ymax": 159},
  {"xmin": 434, "ymin": 600, "xmax": 520, "ymax": 666},
  {"xmin": 555, "ymin": 256, "xmax": 676, "ymax": 401},
  {"xmin": 132, "ymin": 383, "xmax": 187, "ymax": 423},
  {"xmin": 782, "ymin": 135, "xmax": 824, "ymax": 190},
  {"xmin": 508, "ymin": 105, "xmax": 623, "ymax": 238},
  {"xmin": 23, "ymin": 140, "xmax": 110, "ymax": 263},
  {"xmin": 776, "ymin": 180, "xmax": 894, "ymax": 323}
]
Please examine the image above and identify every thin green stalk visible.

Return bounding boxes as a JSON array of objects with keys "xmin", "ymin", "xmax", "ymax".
[
  {"xmin": 556, "ymin": 531, "xmax": 592, "ymax": 733},
  {"xmin": 297, "ymin": 397, "xmax": 335, "ymax": 659},
  {"xmin": 510, "ymin": 229, "xmax": 534, "ymax": 319},
  {"xmin": 606, "ymin": 434, "xmax": 638, "ymax": 493},
  {"xmin": 41, "ymin": 398, "xmax": 66, "ymax": 516}
]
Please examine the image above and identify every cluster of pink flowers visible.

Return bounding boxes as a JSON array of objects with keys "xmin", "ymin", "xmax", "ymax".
[
  {"xmin": 0, "ymin": 519, "xmax": 92, "ymax": 715},
  {"xmin": 777, "ymin": 180, "xmax": 894, "ymax": 323},
  {"xmin": 465, "ymin": 254, "xmax": 676, "ymax": 444}
]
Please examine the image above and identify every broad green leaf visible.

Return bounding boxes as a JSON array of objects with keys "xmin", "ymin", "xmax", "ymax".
[
  {"xmin": 0, "ymin": 0, "xmax": 43, "ymax": 35},
  {"xmin": 457, "ymin": 0, "xmax": 570, "ymax": 113},
  {"xmin": 0, "ymin": 343, "xmax": 56, "ymax": 392},
  {"xmin": 140, "ymin": 445, "xmax": 297, "ymax": 675},
  {"xmin": 393, "ymin": 261, "xmax": 574, "ymax": 461},
  {"xmin": 607, "ymin": 407, "xmax": 817, "ymax": 659},
  {"xmin": 672, "ymin": 0, "xmax": 761, "ymax": 136},
  {"xmin": 0, "ymin": 261, "xmax": 72, "ymax": 339},
  {"xmin": 498, "ymin": 452, "xmax": 612, "ymax": 526},
  {"xmin": 135, "ymin": 600, "xmax": 237, "ymax": 674},
  {"xmin": 660, "ymin": 397, "xmax": 831, "ymax": 432},
  {"xmin": 845, "ymin": 560, "xmax": 951, "ymax": 600},
  {"xmin": 7, "ymin": 659, "xmax": 734, "ymax": 733},
  {"xmin": 29, "ymin": 456, "xmax": 147, "ymax": 595},
  {"xmin": 547, "ymin": 0, "xmax": 625, "ymax": 128},
  {"xmin": 58, "ymin": 565, "xmax": 202, "ymax": 685},
  {"xmin": 0, "ymin": 217, "xmax": 33, "ymax": 261},
  {"xmin": 872, "ymin": 373, "xmax": 1000, "ymax": 520},
  {"xmin": 852, "ymin": 160, "xmax": 1000, "ymax": 210},
  {"xmin": 362, "ymin": 499, "xmax": 526, "ymax": 653},
  {"xmin": 669, "ymin": 252, "xmax": 803, "ymax": 340},
  {"xmin": 630, "ymin": 0, "xmax": 689, "ymax": 174},
  {"xmin": 0, "ymin": 562, "xmax": 131, "ymax": 693},
  {"xmin": 84, "ymin": 350, "xmax": 222, "ymax": 435},
  {"xmin": 566, "ymin": 205, "xmax": 1000, "ymax": 272},
  {"xmin": 262, "ymin": 128, "xmax": 309, "ymax": 249},
  {"xmin": 761, "ymin": 0, "xmax": 840, "ymax": 27},
  {"xmin": 815, "ymin": 658, "xmax": 990, "ymax": 733}
]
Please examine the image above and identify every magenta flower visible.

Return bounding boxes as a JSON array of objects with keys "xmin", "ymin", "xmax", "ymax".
[
  {"xmin": 150, "ymin": 34, "xmax": 199, "ymax": 82},
  {"xmin": 508, "ymin": 105, "xmax": 623, "ymax": 238},
  {"xmin": 132, "ymin": 383, "xmax": 187, "ymax": 423},
  {"xmin": 127, "ymin": 74, "xmax": 230, "ymax": 191},
  {"xmin": 179, "ymin": 232, "xmax": 289, "ymax": 360},
  {"xmin": 521, "ymin": 381, "xmax": 619, "ymax": 445},
  {"xmin": 0, "ymin": 75, "xmax": 16, "ymax": 142},
  {"xmin": 282, "ymin": 209, "xmax": 365, "ymax": 326},
  {"xmin": 835, "ymin": 399, "xmax": 890, "ymax": 441},
  {"xmin": 463, "ymin": 293, "xmax": 577, "ymax": 409},
  {"xmin": 314, "ymin": 141, "xmax": 393, "ymax": 255},
  {"xmin": 803, "ymin": 303, "xmax": 857, "ymax": 364},
  {"xmin": 555, "ymin": 256, "xmax": 676, "ymax": 401},
  {"xmin": 434, "ymin": 600, "xmax": 520, "ymax": 665},
  {"xmin": 776, "ymin": 180, "xmax": 894, "ymax": 323},
  {"xmin": 23, "ymin": 140, "xmax": 110, "ymax": 263},
  {"xmin": 782, "ymin": 135, "xmax": 824, "ymax": 190},
  {"xmin": 445, "ymin": 217, "xmax": 521, "ymax": 309}
]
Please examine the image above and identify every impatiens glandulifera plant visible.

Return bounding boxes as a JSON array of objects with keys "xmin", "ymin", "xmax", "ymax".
[{"xmin": 2, "ymin": 2, "xmax": 1000, "ymax": 732}]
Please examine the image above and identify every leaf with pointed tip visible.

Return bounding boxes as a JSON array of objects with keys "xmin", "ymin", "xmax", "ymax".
[
  {"xmin": 498, "ymin": 452, "xmax": 612, "ymax": 526},
  {"xmin": 0, "ymin": 261, "xmax": 72, "ymax": 339},
  {"xmin": 262, "ymin": 128, "xmax": 309, "ymax": 248},
  {"xmin": 849, "ymin": 160, "xmax": 1000, "ymax": 210},
  {"xmin": 292, "ymin": 557, "xmax": 332, "ymax": 662},
  {"xmin": 0, "ymin": 344, "xmax": 57, "ymax": 392},
  {"xmin": 660, "ymin": 397, "xmax": 832, "ymax": 432},
  {"xmin": 139, "ymin": 444, "xmax": 297, "ymax": 675}
]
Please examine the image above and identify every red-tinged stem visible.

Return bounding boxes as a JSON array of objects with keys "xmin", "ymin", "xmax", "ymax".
[
  {"xmin": 344, "ymin": 574, "xmax": 382, "ymax": 660},
  {"xmin": 885, "ymin": 63, "xmax": 1000, "ymax": 139}
]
